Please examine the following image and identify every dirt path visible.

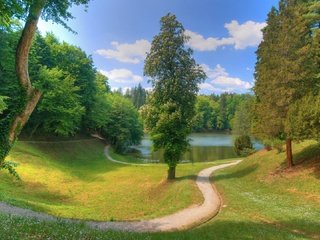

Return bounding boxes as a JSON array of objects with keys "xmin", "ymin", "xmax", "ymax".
[{"xmin": 0, "ymin": 145, "xmax": 241, "ymax": 232}]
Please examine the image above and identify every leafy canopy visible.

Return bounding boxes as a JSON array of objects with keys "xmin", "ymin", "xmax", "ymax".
[{"xmin": 143, "ymin": 13, "xmax": 206, "ymax": 177}]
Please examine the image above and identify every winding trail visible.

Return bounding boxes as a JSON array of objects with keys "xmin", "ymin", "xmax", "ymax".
[{"xmin": 0, "ymin": 143, "xmax": 242, "ymax": 232}]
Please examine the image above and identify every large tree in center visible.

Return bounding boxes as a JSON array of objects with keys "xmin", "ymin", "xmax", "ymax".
[
  {"xmin": 143, "ymin": 13, "xmax": 206, "ymax": 179},
  {"xmin": 0, "ymin": 0, "xmax": 90, "ymax": 171}
]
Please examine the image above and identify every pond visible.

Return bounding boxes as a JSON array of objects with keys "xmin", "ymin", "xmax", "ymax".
[{"xmin": 130, "ymin": 132, "xmax": 263, "ymax": 163}]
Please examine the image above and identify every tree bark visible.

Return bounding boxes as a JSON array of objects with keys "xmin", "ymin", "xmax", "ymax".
[
  {"xmin": 167, "ymin": 165, "xmax": 176, "ymax": 180},
  {"xmin": 286, "ymin": 138, "xmax": 293, "ymax": 168},
  {"xmin": 8, "ymin": 0, "xmax": 45, "ymax": 144}
]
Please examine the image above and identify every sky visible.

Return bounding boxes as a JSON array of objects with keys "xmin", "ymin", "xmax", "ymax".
[{"xmin": 37, "ymin": 0, "xmax": 279, "ymax": 94}]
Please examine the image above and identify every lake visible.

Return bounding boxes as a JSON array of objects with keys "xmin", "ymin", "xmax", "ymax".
[{"xmin": 130, "ymin": 132, "xmax": 263, "ymax": 163}]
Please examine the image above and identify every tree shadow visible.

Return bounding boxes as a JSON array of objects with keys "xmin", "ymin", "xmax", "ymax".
[
  {"xmin": 213, "ymin": 164, "xmax": 259, "ymax": 182},
  {"xmin": 185, "ymin": 218, "xmax": 320, "ymax": 239},
  {"xmin": 292, "ymin": 143, "xmax": 320, "ymax": 179},
  {"xmin": 174, "ymin": 164, "xmax": 259, "ymax": 183},
  {"xmin": 14, "ymin": 139, "xmax": 125, "ymax": 182}
]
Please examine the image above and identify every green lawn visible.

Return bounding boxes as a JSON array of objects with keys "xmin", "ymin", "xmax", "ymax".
[
  {"xmin": 0, "ymin": 139, "xmax": 231, "ymax": 221},
  {"xmin": 0, "ymin": 140, "xmax": 319, "ymax": 239}
]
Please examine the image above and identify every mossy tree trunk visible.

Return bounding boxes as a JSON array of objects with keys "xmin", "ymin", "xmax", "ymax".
[{"xmin": 0, "ymin": 0, "xmax": 45, "ymax": 166}]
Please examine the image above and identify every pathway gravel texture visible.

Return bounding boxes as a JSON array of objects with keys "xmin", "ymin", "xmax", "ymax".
[{"xmin": 0, "ymin": 143, "xmax": 241, "ymax": 232}]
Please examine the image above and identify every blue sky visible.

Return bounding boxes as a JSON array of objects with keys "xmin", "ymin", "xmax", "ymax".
[{"xmin": 37, "ymin": 0, "xmax": 279, "ymax": 94}]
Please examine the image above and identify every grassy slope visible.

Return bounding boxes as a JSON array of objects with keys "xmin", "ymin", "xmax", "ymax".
[
  {"xmin": 0, "ymin": 140, "xmax": 319, "ymax": 239},
  {"xmin": 0, "ymin": 139, "xmax": 232, "ymax": 221}
]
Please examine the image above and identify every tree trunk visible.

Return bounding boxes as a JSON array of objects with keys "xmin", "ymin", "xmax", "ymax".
[
  {"xmin": 8, "ymin": 0, "xmax": 45, "ymax": 144},
  {"xmin": 286, "ymin": 138, "xmax": 293, "ymax": 168},
  {"xmin": 0, "ymin": 1, "xmax": 45, "ymax": 167},
  {"xmin": 167, "ymin": 165, "xmax": 176, "ymax": 180}
]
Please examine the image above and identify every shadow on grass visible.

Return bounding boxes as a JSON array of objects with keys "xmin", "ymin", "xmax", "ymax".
[
  {"xmin": 153, "ymin": 219, "xmax": 320, "ymax": 240},
  {"xmin": 14, "ymin": 139, "xmax": 125, "ymax": 182},
  {"xmin": 213, "ymin": 164, "xmax": 259, "ymax": 182},
  {"xmin": 293, "ymin": 143, "xmax": 320, "ymax": 179}
]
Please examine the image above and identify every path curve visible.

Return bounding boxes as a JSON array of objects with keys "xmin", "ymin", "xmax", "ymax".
[{"xmin": 0, "ymin": 144, "xmax": 242, "ymax": 232}]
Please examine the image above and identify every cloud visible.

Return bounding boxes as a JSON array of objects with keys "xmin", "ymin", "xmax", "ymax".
[
  {"xmin": 199, "ymin": 64, "xmax": 253, "ymax": 93},
  {"xmin": 186, "ymin": 20, "xmax": 266, "ymax": 51},
  {"xmin": 96, "ymin": 39, "xmax": 151, "ymax": 64},
  {"xmin": 224, "ymin": 20, "xmax": 267, "ymax": 49},
  {"xmin": 185, "ymin": 30, "xmax": 233, "ymax": 51},
  {"xmin": 99, "ymin": 69, "xmax": 143, "ymax": 84}
]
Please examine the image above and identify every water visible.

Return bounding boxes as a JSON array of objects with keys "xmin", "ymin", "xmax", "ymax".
[{"xmin": 131, "ymin": 132, "xmax": 263, "ymax": 163}]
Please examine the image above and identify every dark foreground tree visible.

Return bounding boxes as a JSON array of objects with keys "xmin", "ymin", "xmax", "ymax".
[
  {"xmin": 0, "ymin": 0, "xmax": 90, "ymax": 172},
  {"xmin": 143, "ymin": 13, "xmax": 206, "ymax": 179}
]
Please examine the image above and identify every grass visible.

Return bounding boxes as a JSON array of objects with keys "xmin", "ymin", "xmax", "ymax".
[
  {"xmin": 0, "ymin": 139, "xmax": 231, "ymax": 221},
  {"xmin": 0, "ymin": 140, "xmax": 319, "ymax": 239}
]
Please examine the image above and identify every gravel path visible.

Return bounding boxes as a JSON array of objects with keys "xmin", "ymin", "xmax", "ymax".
[{"xmin": 0, "ymin": 144, "xmax": 241, "ymax": 232}]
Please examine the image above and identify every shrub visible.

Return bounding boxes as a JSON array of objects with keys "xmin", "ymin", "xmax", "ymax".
[{"xmin": 234, "ymin": 135, "xmax": 253, "ymax": 156}]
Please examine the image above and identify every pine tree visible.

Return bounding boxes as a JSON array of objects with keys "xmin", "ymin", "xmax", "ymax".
[{"xmin": 254, "ymin": 0, "xmax": 318, "ymax": 167}]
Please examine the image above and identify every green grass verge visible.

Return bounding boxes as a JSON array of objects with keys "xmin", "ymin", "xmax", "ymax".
[{"xmin": 0, "ymin": 140, "xmax": 319, "ymax": 239}]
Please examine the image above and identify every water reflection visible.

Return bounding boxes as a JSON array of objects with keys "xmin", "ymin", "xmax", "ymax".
[{"xmin": 131, "ymin": 132, "xmax": 263, "ymax": 162}]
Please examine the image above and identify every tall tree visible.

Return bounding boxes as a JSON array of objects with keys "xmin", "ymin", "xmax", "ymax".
[
  {"xmin": 143, "ymin": 13, "xmax": 206, "ymax": 179},
  {"xmin": 254, "ymin": 0, "xmax": 318, "ymax": 167},
  {"xmin": 0, "ymin": 0, "xmax": 90, "ymax": 171}
]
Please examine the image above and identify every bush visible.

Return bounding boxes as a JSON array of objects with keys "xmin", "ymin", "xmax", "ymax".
[{"xmin": 234, "ymin": 135, "xmax": 253, "ymax": 156}]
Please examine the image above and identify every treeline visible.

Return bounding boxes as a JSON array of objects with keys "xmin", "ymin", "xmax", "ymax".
[
  {"xmin": 0, "ymin": 27, "xmax": 143, "ymax": 153},
  {"xmin": 193, "ymin": 93, "xmax": 254, "ymax": 132}
]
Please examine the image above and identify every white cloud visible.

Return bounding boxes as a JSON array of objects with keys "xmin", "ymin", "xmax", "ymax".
[
  {"xmin": 96, "ymin": 39, "xmax": 151, "ymax": 64},
  {"xmin": 224, "ymin": 20, "xmax": 267, "ymax": 49},
  {"xmin": 99, "ymin": 69, "xmax": 143, "ymax": 84},
  {"xmin": 185, "ymin": 30, "xmax": 233, "ymax": 51},
  {"xmin": 186, "ymin": 20, "xmax": 266, "ymax": 51},
  {"xmin": 199, "ymin": 64, "xmax": 253, "ymax": 93}
]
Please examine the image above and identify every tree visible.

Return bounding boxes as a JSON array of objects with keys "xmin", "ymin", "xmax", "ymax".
[
  {"xmin": 286, "ymin": 94, "xmax": 320, "ymax": 141},
  {"xmin": 100, "ymin": 94, "xmax": 143, "ymax": 153},
  {"xmin": 0, "ymin": 0, "xmax": 90, "ymax": 171},
  {"xmin": 28, "ymin": 67, "xmax": 85, "ymax": 136},
  {"xmin": 231, "ymin": 95, "xmax": 255, "ymax": 135},
  {"xmin": 143, "ymin": 13, "xmax": 206, "ymax": 179},
  {"xmin": 193, "ymin": 95, "xmax": 218, "ymax": 131},
  {"xmin": 124, "ymin": 83, "xmax": 147, "ymax": 109},
  {"xmin": 254, "ymin": 0, "xmax": 318, "ymax": 167}
]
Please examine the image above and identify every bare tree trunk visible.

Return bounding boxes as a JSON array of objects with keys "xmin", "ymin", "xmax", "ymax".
[
  {"xmin": 286, "ymin": 138, "xmax": 293, "ymax": 168},
  {"xmin": 167, "ymin": 165, "xmax": 176, "ymax": 180},
  {"xmin": 8, "ymin": 0, "xmax": 45, "ymax": 144}
]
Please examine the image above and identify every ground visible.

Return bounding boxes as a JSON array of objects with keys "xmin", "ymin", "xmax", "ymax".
[
  {"xmin": 0, "ymin": 139, "xmax": 232, "ymax": 221},
  {"xmin": 0, "ymin": 139, "xmax": 319, "ymax": 239}
]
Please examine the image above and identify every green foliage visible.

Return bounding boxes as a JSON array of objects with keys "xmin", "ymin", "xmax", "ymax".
[
  {"xmin": 193, "ymin": 95, "xmax": 218, "ymax": 131},
  {"xmin": 100, "ymin": 94, "xmax": 143, "ymax": 153},
  {"xmin": 0, "ymin": 96, "xmax": 7, "ymax": 113},
  {"xmin": 143, "ymin": 13, "xmax": 206, "ymax": 177},
  {"xmin": 0, "ymin": 0, "xmax": 24, "ymax": 27},
  {"xmin": 0, "ymin": 160, "xmax": 20, "ymax": 180},
  {"xmin": 286, "ymin": 94, "xmax": 320, "ymax": 141},
  {"xmin": 124, "ymin": 83, "xmax": 147, "ymax": 109},
  {"xmin": 234, "ymin": 135, "xmax": 253, "ymax": 156},
  {"xmin": 231, "ymin": 95, "xmax": 255, "ymax": 135},
  {"xmin": 254, "ymin": 0, "xmax": 320, "ymax": 141},
  {"xmin": 31, "ymin": 67, "xmax": 85, "ymax": 136}
]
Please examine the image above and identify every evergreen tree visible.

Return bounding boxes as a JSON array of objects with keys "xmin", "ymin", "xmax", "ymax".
[{"xmin": 254, "ymin": 0, "xmax": 319, "ymax": 167}]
